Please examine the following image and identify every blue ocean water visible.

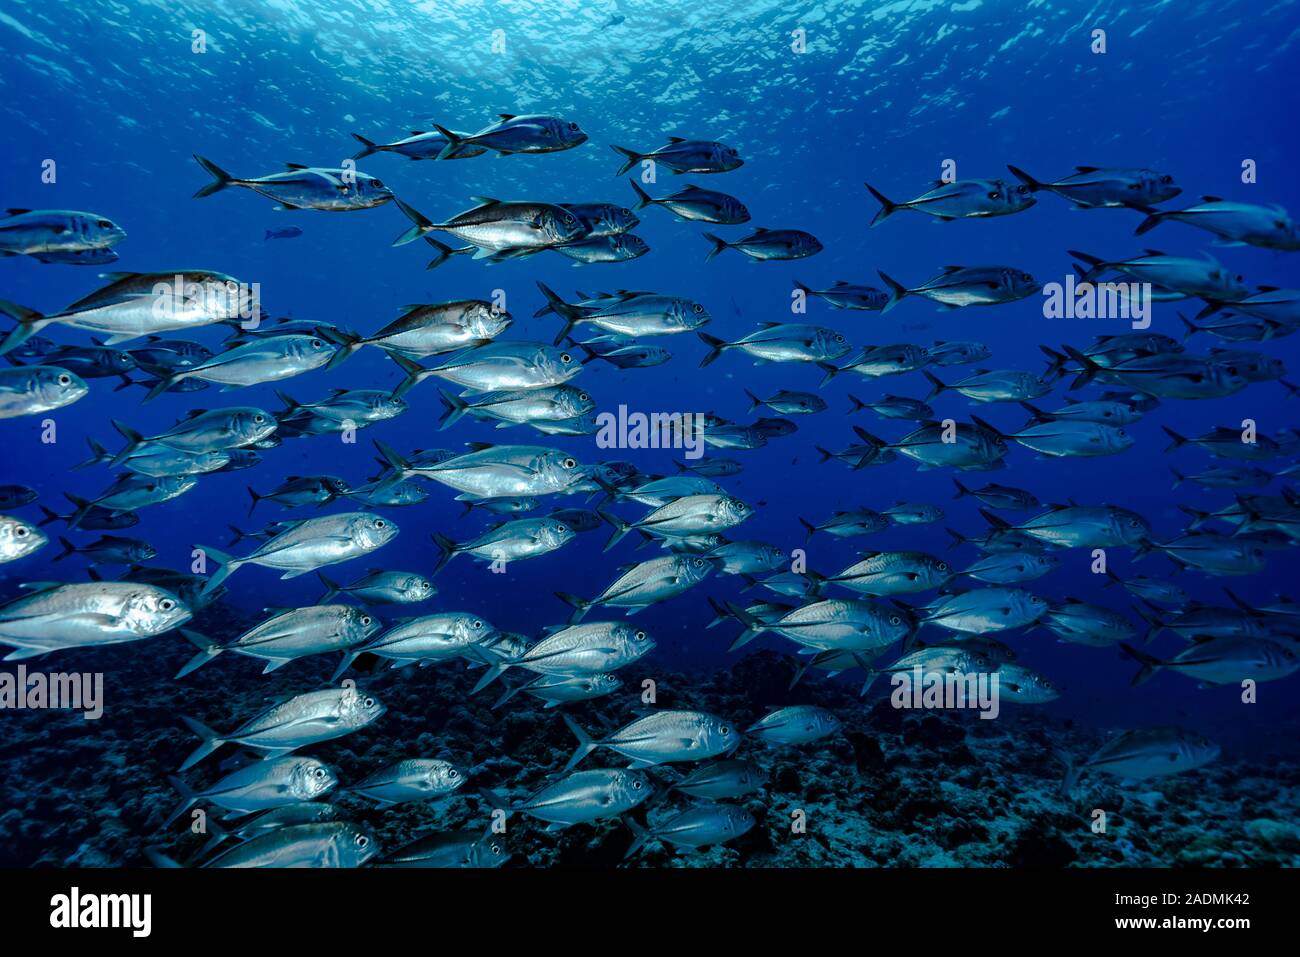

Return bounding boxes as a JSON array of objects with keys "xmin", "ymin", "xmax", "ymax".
[{"xmin": 2, "ymin": 0, "xmax": 1300, "ymax": 867}]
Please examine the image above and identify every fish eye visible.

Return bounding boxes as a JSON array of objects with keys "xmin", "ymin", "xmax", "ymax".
[
  {"xmin": 253, "ymin": 414, "xmax": 266, "ymax": 423},
  {"xmin": 14, "ymin": 526, "xmax": 28, "ymax": 537},
  {"xmin": 720, "ymin": 725, "xmax": 730, "ymax": 734},
  {"xmin": 361, "ymin": 615, "xmax": 372, "ymax": 626},
  {"xmin": 693, "ymin": 558, "xmax": 703, "ymax": 566},
  {"xmin": 834, "ymin": 334, "xmax": 845, "ymax": 342},
  {"xmin": 374, "ymin": 519, "xmax": 386, "ymax": 528},
  {"xmin": 372, "ymin": 180, "xmax": 384, "ymax": 189},
  {"xmin": 472, "ymin": 619, "xmax": 483, "ymax": 629},
  {"xmin": 356, "ymin": 835, "xmax": 369, "ymax": 848},
  {"xmin": 889, "ymin": 615, "xmax": 901, "ymax": 625},
  {"xmin": 693, "ymin": 304, "xmax": 704, "ymax": 313},
  {"xmin": 160, "ymin": 599, "xmax": 174, "ymax": 610},
  {"xmin": 490, "ymin": 844, "xmax": 503, "ymax": 855},
  {"xmin": 363, "ymin": 696, "xmax": 375, "ymax": 707},
  {"xmin": 563, "ymin": 214, "xmax": 575, "ymax": 225},
  {"xmin": 421, "ymin": 581, "xmax": 431, "ymax": 590},
  {"xmin": 579, "ymin": 393, "xmax": 590, "ymax": 401},
  {"xmin": 568, "ymin": 122, "xmax": 579, "ymax": 131},
  {"xmin": 635, "ymin": 630, "xmax": 646, "ymax": 641},
  {"xmin": 557, "ymin": 524, "xmax": 568, "ymax": 532},
  {"xmin": 937, "ymin": 562, "xmax": 948, "ymax": 571},
  {"xmin": 1016, "ymin": 185, "xmax": 1029, "ymax": 194},
  {"xmin": 987, "ymin": 191, "xmax": 999, "ymax": 200},
  {"xmin": 563, "ymin": 457, "xmax": 576, "ymax": 468},
  {"xmin": 96, "ymin": 219, "xmax": 113, "ymax": 228},
  {"xmin": 560, "ymin": 352, "xmax": 572, "ymax": 363},
  {"xmin": 632, "ymin": 780, "xmax": 643, "ymax": 790},
  {"xmin": 1119, "ymin": 430, "xmax": 1128, "ymax": 437},
  {"xmin": 57, "ymin": 374, "xmax": 71, "ymax": 385},
  {"xmin": 311, "ymin": 339, "xmax": 323, "ymax": 348},
  {"xmin": 449, "ymin": 769, "xmax": 460, "ymax": 778},
  {"xmin": 313, "ymin": 767, "xmax": 326, "ymax": 778}
]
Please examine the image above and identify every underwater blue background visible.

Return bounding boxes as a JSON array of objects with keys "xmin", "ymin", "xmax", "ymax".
[{"xmin": 2, "ymin": 0, "xmax": 1300, "ymax": 857}]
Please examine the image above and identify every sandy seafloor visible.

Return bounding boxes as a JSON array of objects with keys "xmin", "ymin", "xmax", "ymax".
[{"xmin": 3, "ymin": 603, "xmax": 1298, "ymax": 868}]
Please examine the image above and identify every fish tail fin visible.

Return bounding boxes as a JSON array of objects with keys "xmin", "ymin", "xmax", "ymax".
[
  {"xmin": 469, "ymin": 657, "xmax": 510, "ymax": 695},
  {"xmin": 37, "ymin": 506, "xmax": 61, "ymax": 528},
  {"xmin": 430, "ymin": 531, "xmax": 458, "ymax": 576},
  {"xmin": 798, "ymin": 516, "xmax": 817, "ymax": 543},
  {"xmin": 951, "ymin": 479, "xmax": 974, "ymax": 501},
  {"xmin": 846, "ymin": 393, "xmax": 867, "ymax": 414},
  {"xmin": 787, "ymin": 656, "xmax": 812, "ymax": 691},
  {"xmin": 0, "ymin": 299, "xmax": 50, "ymax": 355},
  {"xmin": 725, "ymin": 601, "xmax": 763, "ymax": 650},
  {"xmin": 432, "ymin": 124, "xmax": 469, "ymax": 161},
  {"xmin": 705, "ymin": 595, "xmax": 732, "ymax": 630},
  {"xmin": 744, "ymin": 388, "xmax": 763, "ymax": 414},
  {"xmin": 1119, "ymin": 641, "xmax": 1163, "ymax": 686},
  {"xmin": 561, "ymin": 714, "xmax": 599, "ymax": 771},
  {"xmin": 702, "ymin": 232, "xmax": 729, "ymax": 262},
  {"xmin": 437, "ymin": 388, "xmax": 469, "ymax": 430},
  {"xmin": 1177, "ymin": 312, "xmax": 1200, "ymax": 340},
  {"xmin": 387, "ymin": 353, "xmax": 428, "ymax": 398},
  {"xmin": 534, "ymin": 281, "xmax": 582, "ymax": 344},
  {"xmin": 1061, "ymin": 345, "xmax": 1101, "ymax": 390},
  {"xmin": 317, "ymin": 571, "xmax": 341, "ymax": 602},
  {"xmin": 623, "ymin": 816, "xmax": 652, "ymax": 858},
  {"xmin": 175, "ymin": 627, "xmax": 224, "ymax": 679},
  {"xmin": 697, "ymin": 331, "xmax": 727, "ymax": 368},
  {"xmin": 195, "ymin": 544, "xmax": 240, "ymax": 597},
  {"xmin": 1067, "ymin": 249, "xmax": 1107, "ymax": 283},
  {"xmin": 491, "ymin": 679, "xmax": 527, "ymax": 710},
  {"xmin": 143, "ymin": 848, "xmax": 183, "ymax": 869},
  {"xmin": 192, "ymin": 154, "xmax": 237, "ymax": 199},
  {"xmin": 1005, "ymin": 164, "xmax": 1044, "ymax": 192},
  {"xmin": 53, "ymin": 536, "xmax": 75, "ymax": 562},
  {"xmin": 864, "ymin": 181, "xmax": 903, "ymax": 227},
  {"xmin": 1054, "ymin": 749, "xmax": 1081, "ymax": 796},
  {"xmin": 601, "ymin": 511, "xmax": 631, "ymax": 552},
  {"xmin": 922, "ymin": 369, "xmax": 948, "ymax": 400},
  {"xmin": 877, "ymin": 270, "xmax": 907, "ymax": 313},
  {"xmin": 245, "ymin": 486, "xmax": 262, "ymax": 518},
  {"xmin": 164, "ymin": 774, "xmax": 199, "ymax": 827},
  {"xmin": 178, "ymin": 715, "xmax": 226, "ymax": 771},
  {"xmin": 76, "ymin": 439, "xmax": 110, "ymax": 473},
  {"xmin": 610, "ymin": 144, "xmax": 643, "ymax": 177},
  {"xmin": 1133, "ymin": 209, "xmax": 1166, "ymax": 236},
  {"xmin": 108, "ymin": 419, "xmax": 145, "ymax": 466},
  {"xmin": 1161, "ymin": 425, "xmax": 1188, "ymax": 452},
  {"xmin": 392, "ymin": 198, "xmax": 434, "ymax": 247},
  {"xmin": 423, "ymin": 236, "xmax": 459, "ymax": 270},
  {"xmin": 628, "ymin": 178, "xmax": 654, "ymax": 210},
  {"xmin": 144, "ymin": 374, "xmax": 179, "ymax": 405},
  {"xmin": 63, "ymin": 493, "xmax": 94, "ymax": 531},
  {"xmin": 555, "ymin": 590, "xmax": 592, "ymax": 624},
  {"xmin": 350, "ymin": 132, "xmax": 379, "ymax": 159},
  {"xmin": 1168, "ymin": 466, "xmax": 1185, "ymax": 489}
]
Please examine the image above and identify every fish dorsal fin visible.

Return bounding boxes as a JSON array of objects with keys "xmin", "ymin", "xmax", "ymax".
[
  {"xmin": 465, "ymin": 441, "xmax": 494, "ymax": 451},
  {"xmin": 1201, "ymin": 195, "xmax": 1223, "ymax": 203},
  {"xmin": 5, "ymin": 208, "xmax": 31, "ymax": 216},
  {"xmin": 1074, "ymin": 166, "xmax": 1100, "ymax": 173},
  {"xmin": 666, "ymin": 136, "xmax": 686, "ymax": 143},
  {"xmin": 283, "ymin": 162, "xmax": 310, "ymax": 170},
  {"xmin": 941, "ymin": 265, "xmax": 965, "ymax": 274},
  {"xmin": 410, "ymin": 130, "xmax": 427, "ymax": 135},
  {"xmin": 498, "ymin": 114, "xmax": 516, "ymax": 121},
  {"xmin": 1141, "ymin": 248, "xmax": 1166, "ymax": 257},
  {"xmin": 182, "ymin": 408, "xmax": 208, "ymax": 419},
  {"xmin": 832, "ymin": 280, "xmax": 850, "ymax": 287},
  {"xmin": 98, "ymin": 271, "xmax": 140, "ymax": 283},
  {"xmin": 1257, "ymin": 285, "xmax": 1279, "ymax": 292},
  {"xmin": 468, "ymin": 195, "xmax": 502, "ymax": 208},
  {"xmin": 18, "ymin": 581, "xmax": 62, "ymax": 593}
]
